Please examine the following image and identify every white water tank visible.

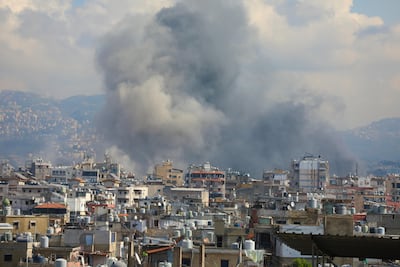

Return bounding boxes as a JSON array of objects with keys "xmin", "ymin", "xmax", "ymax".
[
  {"xmin": 4, "ymin": 206, "xmax": 12, "ymax": 216},
  {"xmin": 186, "ymin": 229, "xmax": 192, "ymax": 238},
  {"xmin": 47, "ymin": 227, "xmax": 55, "ymax": 235},
  {"xmin": 377, "ymin": 227, "xmax": 385, "ymax": 235},
  {"xmin": 181, "ymin": 239, "xmax": 193, "ymax": 249},
  {"xmin": 244, "ymin": 239, "xmax": 255, "ymax": 250},
  {"xmin": 336, "ymin": 205, "xmax": 347, "ymax": 215},
  {"xmin": 4, "ymin": 231, "xmax": 12, "ymax": 241},
  {"xmin": 159, "ymin": 262, "xmax": 172, "ymax": 267},
  {"xmin": 55, "ymin": 258, "xmax": 67, "ymax": 267},
  {"xmin": 350, "ymin": 207, "xmax": 356, "ymax": 214},
  {"xmin": 354, "ymin": 225, "xmax": 362, "ymax": 233},
  {"xmin": 173, "ymin": 230, "xmax": 181, "ymax": 237},
  {"xmin": 206, "ymin": 232, "xmax": 214, "ymax": 243},
  {"xmin": 40, "ymin": 236, "xmax": 49, "ymax": 248},
  {"xmin": 308, "ymin": 198, "xmax": 318, "ymax": 209},
  {"xmin": 231, "ymin": 242, "xmax": 240, "ymax": 249},
  {"xmin": 84, "ymin": 216, "xmax": 91, "ymax": 224}
]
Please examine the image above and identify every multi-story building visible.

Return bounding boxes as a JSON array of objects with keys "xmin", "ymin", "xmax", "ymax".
[
  {"xmin": 0, "ymin": 160, "xmax": 14, "ymax": 178},
  {"xmin": 28, "ymin": 158, "xmax": 52, "ymax": 180},
  {"xmin": 116, "ymin": 185, "xmax": 148, "ymax": 207},
  {"xmin": 186, "ymin": 162, "xmax": 226, "ymax": 202},
  {"xmin": 263, "ymin": 169, "xmax": 290, "ymax": 194},
  {"xmin": 67, "ymin": 187, "xmax": 93, "ymax": 222},
  {"xmin": 291, "ymin": 155, "xmax": 329, "ymax": 193},
  {"xmin": 49, "ymin": 165, "xmax": 75, "ymax": 185},
  {"xmin": 153, "ymin": 160, "xmax": 184, "ymax": 186}
]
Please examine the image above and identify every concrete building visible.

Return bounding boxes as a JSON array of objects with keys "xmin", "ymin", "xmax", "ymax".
[
  {"xmin": 186, "ymin": 162, "xmax": 226, "ymax": 202},
  {"xmin": 0, "ymin": 160, "xmax": 14, "ymax": 178},
  {"xmin": 164, "ymin": 187, "xmax": 209, "ymax": 208},
  {"xmin": 0, "ymin": 214, "xmax": 49, "ymax": 237},
  {"xmin": 0, "ymin": 240, "xmax": 33, "ymax": 267},
  {"xmin": 29, "ymin": 158, "xmax": 52, "ymax": 180},
  {"xmin": 49, "ymin": 165, "xmax": 75, "ymax": 184},
  {"xmin": 153, "ymin": 159, "xmax": 184, "ymax": 186},
  {"xmin": 64, "ymin": 227, "xmax": 118, "ymax": 266},
  {"xmin": 291, "ymin": 155, "xmax": 329, "ymax": 193},
  {"xmin": 116, "ymin": 185, "xmax": 148, "ymax": 207}
]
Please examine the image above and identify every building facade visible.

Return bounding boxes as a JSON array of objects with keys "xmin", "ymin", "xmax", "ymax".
[{"xmin": 291, "ymin": 155, "xmax": 329, "ymax": 193}]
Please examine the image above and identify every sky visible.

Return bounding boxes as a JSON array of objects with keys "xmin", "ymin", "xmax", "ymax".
[
  {"xmin": 0, "ymin": 0, "xmax": 399, "ymax": 131},
  {"xmin": 1, "ymin": 0, "xmax": 400, "ymax": 175}
]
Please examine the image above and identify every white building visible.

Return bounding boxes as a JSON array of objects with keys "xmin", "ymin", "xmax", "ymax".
[{"xmin": 292, "ymin": 155, "xmax": 329, "ymax": 193}]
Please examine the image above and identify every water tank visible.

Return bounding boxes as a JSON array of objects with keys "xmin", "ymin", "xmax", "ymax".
[
  {"xmin": 181, "ymin": 239, "xmax": 193, "ymax": 249},
  {"xmin": 377, "ymin": 227, "xmax": 385, "ymax": 235},
  {"xmin": 159, "ymin": 262, "xmax": 172, "ymax": 267},
  {"xmin": 308, "ymin": 198, "xmax": 318, "ymax": 209},
  {"xmin": 369, "ymin": 227, "xmax": 376, "ymax": 234},
  {"xmin": 140, "ymin": 208, "xmax": 146, "ymax": 214},
  {"xmin": 354, "ymin": 225, "xmax": 362, "ymax": 233},
  {"xmin": 378, "ymin": 206, "xmax": 387, "ymax": 214},
  {"xmin": 14, "ymin": 209, "xmax": 21, "ymax": 215},
  {"xmin": 114, "ymin": 215, "xmax": 121, "ymax": 222},
  {"xmin": 244, "ymin": 240, "xmax": 255, "ymax": 250},
  {"xmin": 173, "ymin": 230, "xmax": 181, "ymax": 238},
  {"xmin": 4, "ymin": 206, "xmax": 12, "ymax": 216},
  {"xmin": 231, "ymin": 242, "xmax": 240, "ymax": 249},
  {"xmin": 40, "ymin": 236, "xmax": 49, "ymax": 248},
  {"xmin": 4, "ymin": 231, "xmax": 12, "ymax": 241},
  {"xmin": 350, "ymin": 207, "xmax": 356, "ymax": 214},
  {"xmin": 186, "ymin": 229, "xmax": 192, "ymax": 238},
  {"xmin": 33, "ymin": 255, "xmax": 47, "ymax": 264},
  {"xmin": 361, "ymin": 224, "xmax": 369, "ymax": 233},
  {"xmin": 206, "ymin": 232, "xmax": 214, "ymax": 243},
  {"xmin": 108, "ymin": 214, "xmax": 114, "ymax": 223},
  {"xmin": 55, "ymin": 259, "xmax": 67, "ymax": 267},
  {"xmin": 17, "ymin": 233, "xmax": 33, "ymax": 242},
  {"xmin": 84, "ymin": 216, "xmax": 91, "ymax": 224},
  {"xmin": 336, "ymin": 205, "xmax": 347, "ymax": 215},
  {"xmin": 47, "ymin": 227, "xmax": 55, "ymax": 235}
]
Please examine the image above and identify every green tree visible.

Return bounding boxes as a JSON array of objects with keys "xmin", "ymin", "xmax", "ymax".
[{"xmin": 292, "ymin": 258, "xmax": 312, "ymax": 267}]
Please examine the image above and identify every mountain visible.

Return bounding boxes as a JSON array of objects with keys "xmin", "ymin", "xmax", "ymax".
[
  {"xmin": 341, "ymin": 118, "xmax": 400, "ymax": 175},
  {"xmin": 1, "ymin": 90, "xmax": 400, "ymax": 175},
  {"xmin": 0, "ymin": 90, "xmax": 105, "ymax": 166}
]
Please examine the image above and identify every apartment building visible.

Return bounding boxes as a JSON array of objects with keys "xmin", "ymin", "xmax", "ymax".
[
  {"xmin": 186, "ymin": 162, "xmax": 226, "ymax": 202},
  {"xmin": 153, "ymin": 160, "xmax": 184, "ymax": 186},
  {"xmin": 291, "ymin": 155, "xmax": 329, "ymax": 193}
]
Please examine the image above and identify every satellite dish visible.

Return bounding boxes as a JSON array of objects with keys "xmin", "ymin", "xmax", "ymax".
[{"xmin": 135, "ymin": 252, "xmax": 142, "ymax": 265}]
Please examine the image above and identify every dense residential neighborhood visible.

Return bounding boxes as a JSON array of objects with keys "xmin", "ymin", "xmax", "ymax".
[{"xmin": 1, "ymin": 154, "xmax": 400, "ymax": 266}]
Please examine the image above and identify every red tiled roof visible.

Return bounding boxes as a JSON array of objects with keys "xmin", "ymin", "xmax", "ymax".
[{"xmin": 34, "ymin": 203, "xmax": 66, "ymax": 209}]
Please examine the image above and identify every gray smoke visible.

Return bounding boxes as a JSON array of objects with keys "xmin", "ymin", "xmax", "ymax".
[{"xmin": 96, "ymin": 0, "xmax": 357, "ymax": 176}]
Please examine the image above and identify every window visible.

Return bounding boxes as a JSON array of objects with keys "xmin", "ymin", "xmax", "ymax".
[
  {"xmin": 4, "ymin": 254, "xmax": 12, "ymax": 262},
  {"xmin": 221, "ymin": 260, "xmax": 229, "ymax": 267},
  {"xmin": 182, "ymin": 258, "xmax": 191, "ymax": 267},
  {"xmin": 29, "ymin": 221, "xmax": 36, "ymax": 229},
  {"xmin": 13, "ymin": 221, "xmax": 19, "ymax": 230}
]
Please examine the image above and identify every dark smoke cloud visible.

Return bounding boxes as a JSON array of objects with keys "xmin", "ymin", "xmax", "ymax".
[{"xmin": 96, "ymin": 0, "xmax": 357, "ymax": 176}]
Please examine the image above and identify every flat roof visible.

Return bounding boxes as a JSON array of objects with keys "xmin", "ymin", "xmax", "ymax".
[
  {"xmin": 276, "ymin": 232, "xmax": 400, "ymax": 260},
  {"xmin": 170, "ymin": 188, "xmax": 206, "ymax": 192}
]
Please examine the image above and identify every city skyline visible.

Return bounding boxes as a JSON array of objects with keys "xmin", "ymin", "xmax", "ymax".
[{"xmin": 1, "ymin": 1, "xmax": 400, "ymax": 177}]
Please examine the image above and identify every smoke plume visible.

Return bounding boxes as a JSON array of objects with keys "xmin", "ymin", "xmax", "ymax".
[{"xmin": 96, "ymin": 0, "xmax": 357, "ymax": 176}]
